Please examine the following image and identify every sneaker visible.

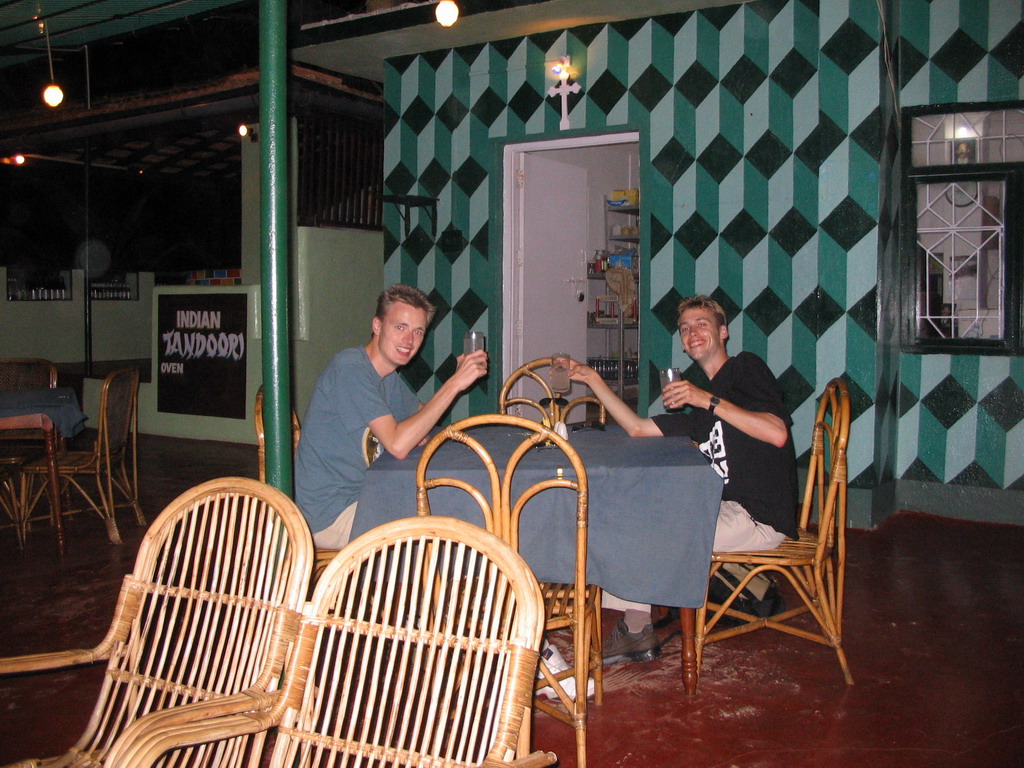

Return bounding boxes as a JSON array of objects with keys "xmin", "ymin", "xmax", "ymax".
[{"xmin": 602, "ymin": 620, "xmax": 662, "ymax": 666}]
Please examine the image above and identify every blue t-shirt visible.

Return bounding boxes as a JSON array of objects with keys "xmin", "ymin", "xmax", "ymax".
[{"xmin": 295, "ymin": 347, "xmax": 419, "ymax": 533}]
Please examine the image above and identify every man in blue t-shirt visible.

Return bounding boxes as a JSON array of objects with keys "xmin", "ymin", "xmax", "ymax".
[
  {"xmin": 295, "ymin": 284, "xmax": 488, "ymax": 548},
  {"xmin": 569, "ymin": 295, "xmax": 797, "ymax": 666}
]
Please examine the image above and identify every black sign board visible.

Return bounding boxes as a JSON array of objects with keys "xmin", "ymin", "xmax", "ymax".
[{"xmin": 157, "ymin": 292, "xmax": 247, "ymax": 419}]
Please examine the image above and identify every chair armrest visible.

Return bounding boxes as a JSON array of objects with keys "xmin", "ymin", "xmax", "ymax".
[
  {"xmin": 485, "ymin": 751, "xmax": 558, "ymax": 768},
  {"xmin": 105, "ymin": 691, "xmax": 280, "ymax": 768},
  {"xmin": 0, "ymin": 647, "xmax": 108, "ymax": 675}
]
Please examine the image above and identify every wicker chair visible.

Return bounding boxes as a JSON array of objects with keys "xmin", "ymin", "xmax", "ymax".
[
  {"xmin": 253, "ymin": 384, "xmax": 301, "ymax": 483},
  {"xmin": 104, "ymin": 516, "xmax": 556, "ymax": 768},
  {"xmin": 416, "ymin": 414, "xmax": 602, "ymax": 768},
  {"xmin": 695, "ymin": 377, "xmax": 854, "ymax": 685},
  {"xmin": 0, "ymin": 358, "xmax": 58, "ymax": 531},
  {"xmin": 0, "ymin": 357, "xmax": 57, "ymax": 391},
  {"xmin": 18, "ymin": 367, "xmax": 143, "ymax": 545},
  {"xmin": 0, "ymin": 476, "xmax": 315, "ymax": 768},
  {"xmin": 499, "ymin": 358, "xmax": 605, "ymax": 426}
]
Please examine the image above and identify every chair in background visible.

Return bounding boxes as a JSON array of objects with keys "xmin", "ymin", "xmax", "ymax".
[
  {"xmin": 499, "ymin": 357, "xmax": 606, "ymax": 426},
  {"xmin": 416, "ymin": 414, "xmax": 602, "ymax": 768},
  {"xmin": 0, "ymin": 358, "xmax": 58, "ymax": 534},
  {"xmin": 253, "ymin": 384, "xmax": 301, "ymax": 483},
  {"xmin": 105, "ymin": 516, "xmax": 556, "ymax": 768},
  {"xmin": 0, "ymin": 357, "xmax": 58, "ymax": 391},
  {"xmin": 696, "ymin": 377, "xmax": 854, "ymax": 685},
  {"xmin": 0, "ymin": 476, "xmax": 315, "ymax": 768},
  {"xmin": 19, "ymin": 367, "xmax": 143, "ymax": 544}
]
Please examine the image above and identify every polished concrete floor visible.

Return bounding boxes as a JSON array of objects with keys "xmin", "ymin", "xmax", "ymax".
[{"xmin": 0, "ymin": 433, "xmax": 1021, "ymax": 768}]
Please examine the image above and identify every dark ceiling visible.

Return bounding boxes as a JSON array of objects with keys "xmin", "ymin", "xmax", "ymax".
[{"xmin": 0, "ymin": 0, "xmax": 383, "ymax": 180}]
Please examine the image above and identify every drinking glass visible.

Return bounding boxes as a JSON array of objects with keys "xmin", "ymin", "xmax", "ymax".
[
  {"xmin": 659, "ymin": 367, "xmax": 683, "ymax": 390},
  {"xmin": 464, "ymin": 331, "xmax": 486, "ymax": 355},
  {"xmin": 550, "ymin": 353, "xmax": 571, "ymax": 395}
]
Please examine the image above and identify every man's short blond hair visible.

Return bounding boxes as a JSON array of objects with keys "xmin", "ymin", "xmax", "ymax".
[
  {"xmin": 375, "ymin": 284, "xmax": 436, "ymax": 325},
  {"xmin": 677, "ymin": 295, "xmax": 727, "ymax": 328}
]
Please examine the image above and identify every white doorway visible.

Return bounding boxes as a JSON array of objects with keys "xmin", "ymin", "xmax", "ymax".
[{"xmin": 502, "ymin": 132, "xmax": 640, "ymax": 415}]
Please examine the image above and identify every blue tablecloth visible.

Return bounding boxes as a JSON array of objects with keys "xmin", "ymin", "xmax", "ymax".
[
  {"xmin": 0, "ymin": 387, "xmax": 87, "ymax": 438},
  {"xmin": 353, "ymin": 425, "xmax": 723, "ymax": 608}
]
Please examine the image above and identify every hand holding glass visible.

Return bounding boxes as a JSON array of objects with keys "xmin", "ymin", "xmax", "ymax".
[
  {"xmin": 550, "ymin": 353, "xmax": 571, "ymax": 395},
  {"xmin": 464, "ymin": 331, "xmax": 486, "ymax": 355}
]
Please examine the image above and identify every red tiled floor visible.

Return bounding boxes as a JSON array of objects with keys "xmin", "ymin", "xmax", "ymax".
[{"xmin": 1, "ymin": 433, "xmax": 1021, "ymax": 767}]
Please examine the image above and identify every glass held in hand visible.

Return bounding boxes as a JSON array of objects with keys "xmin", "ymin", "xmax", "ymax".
[
  {"xmin": 659, "ymin": 367, "xmax": 683, "ymax": 391},
  {"xmin": 464, "ymin": 331, "xmax": 486, "ymax": 355},
  {"xmin": 550, "ymin": 353, "xmax": 571, "ymax": 395}
]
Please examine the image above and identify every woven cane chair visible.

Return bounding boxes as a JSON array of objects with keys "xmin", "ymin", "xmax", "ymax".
[
  {"xmin": 416, "ymin": 414, "xmax": 601, "ymax": 768},
  {"xmin": 0, "ymin": 358, "xmax": 58, "ymax": 528},
  {"xmin": 253, "ymin": 384, "xmax": 301, "ymax": 483},
  {"xmin": 104, "ymin": 516, "xmax": 556, "ymax": 768},
  {"xmin": 696, "ymin": 377, "xmax": 854, "ymax": 685},
  {"xmin": 0, "ymin": 357, "xmax": 58, "ymax": 391},
  {"xmin": 499, "ymin": 358, "xmax": 606, "ymax": 426},
  {"xmin": 19, "ymin": 367, "xmax": 143, "ymax": 544},
  {"xmin": 0, "ymin": 476, "xmax": 315, "ymax": 768}
]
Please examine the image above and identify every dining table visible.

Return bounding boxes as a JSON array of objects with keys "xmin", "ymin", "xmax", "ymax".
[
  {"xmin": 0, "ymin": 387, "xmax": 88, "ymax": 555},
  {"xmin": 352, "ymin": 423, "xmax": 724, "ymax": 694}
]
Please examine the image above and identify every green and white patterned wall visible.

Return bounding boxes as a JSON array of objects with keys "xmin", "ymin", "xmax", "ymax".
[
  {"xmin": 381, "ymin": 0, "xmax": 1022, "ymax": 518},
  {"xmin": 893, "ymin": 0, "xmax": 1024, "ymax": 495}
]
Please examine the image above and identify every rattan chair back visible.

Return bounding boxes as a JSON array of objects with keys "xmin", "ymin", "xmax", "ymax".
[
  {"xmin": 416, "ymin": 413, "xmax": 602, "ymax": 768},
  {"xmin": 499, "ymin": 358, "xmax": 606, "ymax": 426},
  {"xmin": 1, "ymin": 476, "xmax": 315, "ymax": 768},
  {"xmin": 19, "ymin": 366, "xmax": 144, "ymax": 544},
  {"xmin": 696, "ymin": 376, "xmax": 853, "ymax": 685},
  {"xmin": 0, "ymin": 357, "xmax": 57, "ymax": 391},
  {"xmin": 254, "ymin": 384, "xmax": 302, "ymax": 483},
  {"xmin": 105, "ymin": 516, "xmax": 555, "ymax": 768}
]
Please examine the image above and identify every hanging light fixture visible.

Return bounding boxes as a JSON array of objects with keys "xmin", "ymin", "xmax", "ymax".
[
  {"xmin": 435, "ymin": 0, "xmax": 459, "ymax": 27},
  {"xmin": 41, "ymin": 21, "xmax": 63, "ymax": 107}
]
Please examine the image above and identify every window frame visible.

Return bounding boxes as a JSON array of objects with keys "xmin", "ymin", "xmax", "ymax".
[{"xmin": 901, "ymin": 101, "xmax": 1024, "ymax": 355}]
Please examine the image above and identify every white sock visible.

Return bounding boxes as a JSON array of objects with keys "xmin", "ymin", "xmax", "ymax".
[{"xmin": 623, "ymin": 609, "xmax": 651, "ymax": 633}]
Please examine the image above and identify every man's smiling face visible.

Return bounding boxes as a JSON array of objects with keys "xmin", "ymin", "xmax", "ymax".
[
  {"xmin": 678, "ymin": 307, "xmax": 728, "ymax": 366},
  {"xmin": 372, "ymin": 301, "xmax": 428, "ymax": 373}
]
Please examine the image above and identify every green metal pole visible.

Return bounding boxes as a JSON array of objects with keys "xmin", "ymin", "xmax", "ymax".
[{"xmin": 259, "ymin": 0, "xmax": 292, "ymax": 494}]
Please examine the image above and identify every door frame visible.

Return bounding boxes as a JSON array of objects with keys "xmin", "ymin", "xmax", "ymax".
[{"xmin": 501, "ymin": 131, "xmax": 640, "ymax": 382}]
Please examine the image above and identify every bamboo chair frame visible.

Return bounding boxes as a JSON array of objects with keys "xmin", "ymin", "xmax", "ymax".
[
  {"xmin": 0, "ymin": 358, "xmax": 58, "ymax": 535},
  {"xmin": 253, "ymin": 385, "xmax": 301, "ymax": 484},
  {"xmin": 0, "ymin": 476, "xmax": 315, "ymax": 768},
  {"xmin": 0, "ymin": 357, "xmax": 58, "ymax": 392},
  {"xmin": 499, "ymin": 358, "xmax": 606, "ymax": 426},
  {"xmin": 19, "ymin": 367, "xmax": 143, "ymax": 545},
  {"xmin": 695, "ymin": 377, "xmax": 854, "ymax": 685},
  {"xmin": 415, "ymin": 414, "xmax": 602, "ymax": 768},
  {"xmin": 105, "ymin": 516, "xmax": 556, "ymax": 768}
]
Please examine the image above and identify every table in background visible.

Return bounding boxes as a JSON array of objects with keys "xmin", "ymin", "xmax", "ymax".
[
  {"xmin": 353, "ymin": 424, "xmax": 724, "ymax": 693},
  {"xmin": 0, "ymin": 388, "xmax": 88, "ymax": 555}
]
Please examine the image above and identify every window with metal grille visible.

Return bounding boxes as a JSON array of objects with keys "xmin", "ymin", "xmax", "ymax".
[
  {"xmin": 904, "ymin": 103, "xmax": 1023, "ymax": 354},
  {"xmin": 297, "ymin": 113, "xmax": 383, "ymax": 230}
]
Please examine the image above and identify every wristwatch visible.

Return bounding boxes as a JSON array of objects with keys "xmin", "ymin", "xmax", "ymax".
[{"xmin": 708, "ymin": 395, "xmax": 720, "ymax": 415}]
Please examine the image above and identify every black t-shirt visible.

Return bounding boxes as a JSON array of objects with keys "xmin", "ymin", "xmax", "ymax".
[{"xmin": 652, "ymin": 352, "xmax": 798, "ymax": 539}]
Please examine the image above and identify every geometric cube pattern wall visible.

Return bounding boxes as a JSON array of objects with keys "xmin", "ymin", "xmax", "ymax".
[
  {"xmin": 383, "ymin": 0, "xmax": 1023, "ymax": 495},
  {"xmin": 896, "ymin": 0, "xmax": 1024, "ymax": 491}
]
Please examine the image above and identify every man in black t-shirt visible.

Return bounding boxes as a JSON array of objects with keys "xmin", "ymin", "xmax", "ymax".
[{"xmin": 568, "ymin": 295, "xmax": 797, "ymax": 666}]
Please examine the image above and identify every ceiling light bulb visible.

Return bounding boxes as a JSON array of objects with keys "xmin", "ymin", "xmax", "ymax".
[
  {"xmin": 43, "ymin": 83, "xmax": 63, "ymax": 107},
  {"xmin": 436, "ymin": 0, "xmax": 459, "ymax": 27},
  {"xmin": 238, "ymin": 124, "xmax": 250, "ymax": 137}
]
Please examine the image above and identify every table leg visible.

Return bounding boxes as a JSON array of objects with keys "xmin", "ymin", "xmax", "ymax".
[
  {"xmin": 43, "ymin": 426, "xmax": 65, "ymax": 556},
  {"xmin": 680, "ymin": 607, "xmax": 698, "ymax": 695}
]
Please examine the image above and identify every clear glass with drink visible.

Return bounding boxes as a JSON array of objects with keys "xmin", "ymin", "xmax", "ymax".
[
  {"xmin": 659, "ymin": 367, "xmax": 683, "ymax": 390},
  {"xmin": 550, "ymin": 353, "xmax": 571, "ymax": 395},
  {"xmin": 464, "ymin": 331, "xmax": 486, "ymax": 355}
]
